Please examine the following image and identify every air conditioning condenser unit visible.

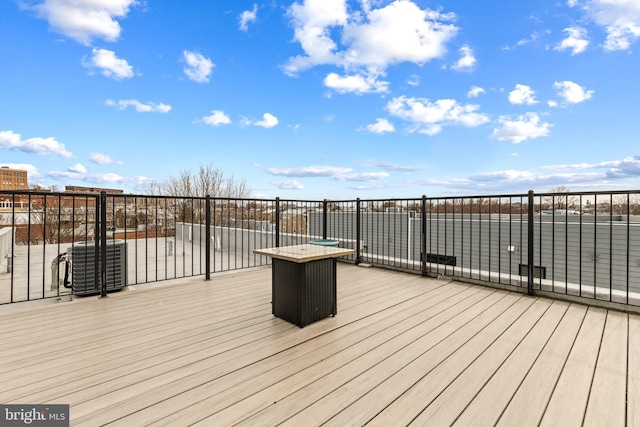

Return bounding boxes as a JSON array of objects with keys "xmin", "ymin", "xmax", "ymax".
[{"xmin": 68, "ymin": 240, "xmax": 128, "ymax": 295}]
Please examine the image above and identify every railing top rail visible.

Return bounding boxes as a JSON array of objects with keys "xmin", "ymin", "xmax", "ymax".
[
  {"xmin": 0, "ymin": 190, "xmax": 101, "ymax": 198},
  {"xmin": 325, "ymin": 198, "xmax": 423, "ymax": 203},
  {"xmin": 425, "ymin": 193, "xmax": 530, "ymax": 200},
  {"xmin": 534, "ymin": 189, "xmax": 640, "ymax": 197},
  {"xmin": 2, "ymin": 189, "xmax": 640, "ymax": 204}
]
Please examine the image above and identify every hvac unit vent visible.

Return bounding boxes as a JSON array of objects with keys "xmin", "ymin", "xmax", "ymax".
[
  {"xmin": 69, "ymin": 240, "xmax": 128, "ymax": 295},
  {"xmin": 426, "ymin": 253, "xmax": 457, "ymax": 266},
  {"xmin": 518, "ymin": 264, "xmax": 547, "ymax": 280}
]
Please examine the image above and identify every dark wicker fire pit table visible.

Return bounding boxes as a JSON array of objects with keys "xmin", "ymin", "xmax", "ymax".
[{"xmin": 253, "ymin": 244, "xmax": 355, "ymax": 327}]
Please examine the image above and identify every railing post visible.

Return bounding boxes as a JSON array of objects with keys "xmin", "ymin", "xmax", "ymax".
[
  {"xmin": 99, "ymin": 191, "xmax": 108, "ymax": 298},
  {"xmin": 421, "ymin": 195, "xmax": 427, "ymax": 277},
  {"xmin": 205, "ymin": 195, "xmax": 211, "ymax": 281},
  {"xmin": 275, "ymin": 197, "xmax": 280, "ymax": 247},
  {"xmin": 527, "ymin": 190, "xmax": 534, "ymax": 296},
  {"xmin": 323, "ymin": 199, "xmax": 328, "ymax": 239},
  {"xmin": 356, "ymin": 198, "xmax": 361, "ymax": 265}
]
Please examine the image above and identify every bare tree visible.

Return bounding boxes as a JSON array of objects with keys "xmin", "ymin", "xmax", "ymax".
[
  {"xmin": 632, "ymin": 194, "xmax": 640, "ymax": 215},
  {"xmin": 162, "ymin": 163, "xmax": 251, "ymax": 198},
  {"xmin": 545, "ymin": 186, "xmax": 578, "ymax": 210},
  {"xmin": 158, "ymin": 164, "xmax": 252, "ymax": 225},
  {"xmin": 609, "ymin": 193, "xmax": 640, "ymax": 215},
  {"xmin": 145, "ymin": 180, "xmax": 164, "ymax": 196},
  {"xmin": 19, "ymin": 196, "xmax": 78, "ymax": 244}
]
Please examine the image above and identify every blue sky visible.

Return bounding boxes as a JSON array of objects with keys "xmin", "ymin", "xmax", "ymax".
[{"xmin": 1, "ymin": 0, "xmax": 639, "ymax": 199}]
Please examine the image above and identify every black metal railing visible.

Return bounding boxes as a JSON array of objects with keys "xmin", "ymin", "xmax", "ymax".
[{"xmin": 1, "ymin": 189, "xmax": 639, "ymax": 310}]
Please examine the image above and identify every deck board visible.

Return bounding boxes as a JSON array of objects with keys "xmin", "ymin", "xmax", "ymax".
[
  {"xmin": 231, "ymin": 288, "xmax": 503, "ymax": 427},
  {"xmin": 366, "ymin": 297, "xmax": 549, "ymax": 426},
  {"xmin": 493, "ymin": 304, "xmax": 587, "ymax": 427},
  {"xmin": 87, "ymin": 274, "xmax": 459, "ymax": 426},
  {"xmin": 583, "ymin": 310, "xmax": 628, "ymax": 427},
  {"xmin": 120, "ymin": 277, "xmax": 466, "ymax": 426},
  {"xmin": 0, "ymin": 263, "xmax": 636, "ymax": 426},
  {"xmin": 539, "ymin": 306, "xmax": 607, "ymax": 427},
  {"xmin": 408, "ymin": 300, "xmax": 570, "ymax": 426},
  {"xmin": 322, "ymin": 291, "xmax": 524, "ymax": 427}
]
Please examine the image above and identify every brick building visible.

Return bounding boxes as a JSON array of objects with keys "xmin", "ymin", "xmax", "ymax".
[{"xmin": 0, "ymin": 166, "xmax": 28, "ymax": 190}]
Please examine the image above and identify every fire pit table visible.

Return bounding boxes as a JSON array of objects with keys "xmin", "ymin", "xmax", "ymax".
[{"xmin": 253, "ymin": 244, "xmax": 355, "ymax": 327}]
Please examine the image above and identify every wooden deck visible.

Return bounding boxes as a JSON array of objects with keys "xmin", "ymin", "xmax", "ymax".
[{"xmin": 0, "ymin": 264, "xmax": 638, "ymax": 426}]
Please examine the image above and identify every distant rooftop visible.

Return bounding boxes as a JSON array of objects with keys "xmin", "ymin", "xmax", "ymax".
[{"xmin": 64, "ymin": 185, "xmax": 123, "ymax": 194}]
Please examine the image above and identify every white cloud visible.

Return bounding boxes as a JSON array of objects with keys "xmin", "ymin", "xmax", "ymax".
[
  {"xmin": 284, "ymin": 0, "xmax": 458, "ymax": 93},
  {"xmin": 406, "ymin": 74, "xmax": 420, "ymax": 86},
  {"xmin": 364, "ymin": 118, "xmax": 395, "ymax": 134},
  {"xmin": 0, "ymin": 130, "xmax": 73, "ymax": 158},
  {"xmin": 323, "ymin": 72, "xmax": 389, "ymax": 94},
  {"xmin": 200, "ymin": 110, "xmax": 232, "ymax": 126},
  {"xmin": 517, "ymin": 32, "xmax": 542, "ymax": 47},
  {"xmin": 284, "ymin": 0, "xmax": 350, "ymax": 74},
  {"xmin": 572, "ymin": 0, "xmax": 640, "ymax": 51},
  {"xmin": 272, "ymin": 180, "xmax": 304, "ymax": 190},
  {"xmin": 68, "ymin": 163, "xmax": 87, "ymax": 174},
  {"xmin": 555, "ymin": 27, "xmax": 589, "ymax": 55},
  {"xmin": 266, "ymin": 165, "xmax": 389, "ymax": 182},
  {"xmin": 386, "ymin": 96, "xmax": 489, "ymax": 136},
  {"xmin": 105, "ymin": 99, "xmax": 171, "ymax": 113},
  {"xmin": 47, "ymin": 170, "xmax": 151, "ymax": 188},
  {"xmin": 83, "ymin": 48, "xmax": 134, "ymax": 80},
  {"xmin": 248, "ymin": 113, "xmax": 279, "ymax": 129},
  {"xmin": 336, "ymin": 172, "xmax": 389, "ymax": 182},
  {"xmin": 492, "ymin": 113, "xmax": 552, "ymax": 143},
  {"xmin": 451, "ymin": 45, "xmax": 476, "ymax": 71},
  {"xmin": 183, "ymin": 50, "xmax": 215, "ymax": 83},
  {"xmin": 266, "ymin": 165, "xmax": 352, "ymax": 178},
  {"xmin": 361, "ymin": 161, "xmax": 419, "ymax": 172},
  {"xmin": 89, "ymin": 152, "xmax": 121, "ymax": 164},
  {"xmin": 25, "ymin": 0, "xmax": 137, "ymax": 45},
  {"xmin": 467, "ymin": 86, "xmax": 485, "ymax": 98},
  {"xmin": 43, "ymin": 167, "xmax": 154, "ymax": 192},
  {"xmin": 508, "ymin": 84, "xmax": 538, "ymax": 105},
  {"xmin": 473, "ymin": 156, "xmax": 640, "ymax": 189},
  {"xmin": 239, "ymin": 4, "xmax": 258, "ymax": 32},
  {"xmin": 412, "ymin": 155, "xmax": 640, "ymax": 192},
  {"xmin": 554, "ymin": 80, "xmax": 594, "ymax": 103},
  {"xmin": 551, "ymin": 157, "xmax": 640, "ymax": 178},
  {"xmin": 503, "ymin": 31, "xmax": 548, "ymax": 50},
  {"xmin": 341, "ymin": 2, "xmax": 457, "ymax": 68},
  {"xmin": 601, "ymin": 156, "xmax": 640, "ymax": 178},
  {"xmin": 0, "ymin": 163, "xmax": 40, "ymax": 180}
]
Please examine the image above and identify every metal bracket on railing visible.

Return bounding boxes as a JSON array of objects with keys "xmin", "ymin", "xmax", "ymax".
[
  {"xmin": 5, "ymin": 253, "xmax": 15, "ymax": 274},
  {"xmin": 50, "ymin": 253, "xmax": 70, "ymax": 291}
]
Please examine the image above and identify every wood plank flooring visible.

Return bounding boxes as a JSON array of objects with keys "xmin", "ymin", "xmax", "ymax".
[{"xmin": 0, "ymin": 264, "xmax": 636, "ymax": 426}]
